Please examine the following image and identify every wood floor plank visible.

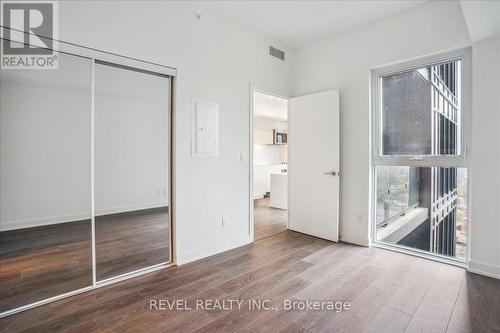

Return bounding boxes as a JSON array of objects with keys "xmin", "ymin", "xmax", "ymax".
[
  {"xmin": 385, "ymin": 258, "xmax": 441, "ymax": 315},
  {"xmin": 254, "ymin": 198, "xmax": 287, "ymax": 240},
  {"xmin": 108, "ymin": 287, "xmax": 228, "ymax": 333},
  {"xmin": 144, "ymin": 261, "xmax": 314, "ymax": 333},
  {"xmin": 318, "ymin": 286, "xmax": 393, "ymax": 333},
  {"xmin": 446, "ymin": 272, "xmax": 498, "ymax": 333},
  {"xmin": 95, "ymin": 234, "xmax": 320, "ymax": 331},
  {"xmin": 404, "ymin": 265, "xmax": 464, "ymax": 333},
  {"xmin": 292, "ymin": 265, "xmax": 384, "ymax": 332},
  {"xmin": 1, "ymin": 230, "xmax": 496, "ymax": 333},
  {"xmin": 194, "ymin": 277, "xmax": 311, "ymax": 333},
  {"xmin": 363, "ymin": 305, "xmax": 412, "ymax": 333},
  {"xmin": 0, "ymin": 208, "xmax": 170, "ymax": 311},
  {"xmin": 16, "ymin": 292, "xmax": 144, "ymax": 333},
  {"xmin": 236, "ymin": 301, "xmax": 305, "ymax": 333}
]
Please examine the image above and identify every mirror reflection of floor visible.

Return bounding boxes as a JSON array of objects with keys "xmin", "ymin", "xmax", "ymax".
[
  {"xmin": 254, "ymin": 197, "xmax": 287, "ymax": 241},
  {"xmin": 96, "ymin": 207, "xmax": 170, "ymax": 280},
  {"xmin": 0, "ymin": 207, "xmax": 170, "ymax": 312},
  {"xmin": 0, "ymin": 220, "xmax": 93, "ymax": 311}
]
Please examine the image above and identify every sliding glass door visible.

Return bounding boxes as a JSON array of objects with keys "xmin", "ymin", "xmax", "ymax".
[
  {"xmin": 372, "ymin": 49, "xmax": 470, "ymax": 262},
  {"xmin": 0, "ymin": 42, "xmax": 172, "ymax": 316},
  {"xmin": 94, "ymin": 63, "xmax": 170, "ymax": 281}
]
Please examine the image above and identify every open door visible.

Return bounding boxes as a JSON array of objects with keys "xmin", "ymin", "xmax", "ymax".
[{"xmin": 289, "ymin": 89, "xmax": 340, "ymax": 241}]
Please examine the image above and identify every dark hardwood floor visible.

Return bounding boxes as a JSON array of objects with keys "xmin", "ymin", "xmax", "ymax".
[
  {"xmin": 254, "ymin": 197, "xmax": 287, "ymax": 241},
  {"xmin": 0, "ymin": 207, "xmax": 170, "ymax": 312},
  {"xmin": 96, "ymin": 207, "xmax": 170, "ymax": 280},
  {"xmin": 1, "ymin": 230, "xmax": 498, "ymax": 333}
]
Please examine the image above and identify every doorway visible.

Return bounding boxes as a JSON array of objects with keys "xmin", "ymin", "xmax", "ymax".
[
  {"xmin": 251, "ymin": 89, "xmax": 289, "ymax": 241},
  {"xmin": 250, "ymin": 87, "xmax": 340, "ymax": 243}
]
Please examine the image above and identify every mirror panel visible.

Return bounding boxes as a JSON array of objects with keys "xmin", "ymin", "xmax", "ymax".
[
  {"xmin": 94, "ymin": 63, "xmax": 170, "ymax": 281},
  {"xmin": 0, "ymin": 50, "xmax": 93, "ymax": 311}
]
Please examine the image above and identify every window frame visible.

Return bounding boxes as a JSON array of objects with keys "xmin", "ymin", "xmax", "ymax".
[
  {"xmin": 371, "ymin": 47, "xmax": 472, "ymax": 168},
  {"xmin": 370, "ymin": 47, "xmax": 472, "ymax": 265}
]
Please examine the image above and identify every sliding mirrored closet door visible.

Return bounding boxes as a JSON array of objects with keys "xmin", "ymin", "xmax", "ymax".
[
  {"xmin": 0, "ymin": 40, "xmax": 172, "ymax": 315},
  {"xmin": 94, "ymin": 62, "xmax": 171, "ymax": 281},
  {"xmin": 0, "ymin": 49, "xmax": 93, "ymax": 311}
]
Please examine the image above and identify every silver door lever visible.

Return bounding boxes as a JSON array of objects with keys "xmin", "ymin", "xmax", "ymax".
[{"xmin": 323, "ymin": 171, "xmax": 337, "ymax": 176}]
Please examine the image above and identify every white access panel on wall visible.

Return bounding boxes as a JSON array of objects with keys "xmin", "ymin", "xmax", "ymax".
[{"xmin": 193, "ymin": 99, "xmax": 219, "ymax": 156}]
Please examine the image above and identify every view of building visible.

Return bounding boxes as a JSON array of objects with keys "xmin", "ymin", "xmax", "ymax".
[{"xmin": 376, "ymin": 60, "xmax": 467, "ymax": 259}]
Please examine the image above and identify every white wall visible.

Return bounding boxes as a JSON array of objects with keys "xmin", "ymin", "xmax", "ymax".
[
  {"xmin": 94, "ymin": 64, "xmax": 169, "ymax": 216},
  {"xmin": 53, "ymin": 1, "xmax": 291, "ymax": 263},
  {"xmin": 4, "ymin": 1, "xmax": 497, "ymax": 278},
  {"xmin": 253, "ymin": 117, "xmax": 288, "ymax": 199},
  {"xmin": 0, "ymin": 53, "xmax": 92, "ymax": 231},
  {"xmin": 0, "ymin": 53, "xmax": 170, "ymax": 231},
  {"xmin": 292, "ymin": 0, "xmax": 471, "ymax": 246},
  {"xmin": 293, "ymin": 1, "xmax": 500, "ymax": 279},
  {"xmin": 469, "ymin": 36, "xmax": 500, "ymax": 278},
  {"xmin": 253, "ymin": 117, "xmax": 288, "ymax": 165}
]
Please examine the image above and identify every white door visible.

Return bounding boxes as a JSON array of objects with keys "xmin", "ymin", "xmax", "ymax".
[{"xmin": 289, "ymin": 89, "xmax": 340, "ymax": 241}]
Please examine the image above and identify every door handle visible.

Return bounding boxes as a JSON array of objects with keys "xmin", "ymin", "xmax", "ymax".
[{"xmin": 323, "ymin": 171, "xmax": 338, "ymax": 176}]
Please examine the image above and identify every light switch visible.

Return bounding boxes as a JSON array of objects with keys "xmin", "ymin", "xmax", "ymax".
[{"xmin": 240, "ymin": 152, "xmax": 247, "ymax": 161}]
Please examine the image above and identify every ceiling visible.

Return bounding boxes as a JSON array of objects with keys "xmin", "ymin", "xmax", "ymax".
[
  {"xmin": 460, "ymin": 0, "xmax": 500, "ymax": 42},
  {"xmin": 254, "ymin": 92, "xmax": 288, "ymax": 120},
  {"xmin": 200, "ymin": 1, "xmax": 428, "ymax": 49}
]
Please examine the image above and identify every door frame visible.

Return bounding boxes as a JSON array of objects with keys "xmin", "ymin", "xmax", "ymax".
[{"xmin": 249, "ymin": 84, "xmax": 290, "ymax": 242}]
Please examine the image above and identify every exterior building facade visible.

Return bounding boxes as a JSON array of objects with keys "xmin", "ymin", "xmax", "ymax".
[{"xmin": 377, "ymin": 61, "xmax": 461, "ymax": 258}]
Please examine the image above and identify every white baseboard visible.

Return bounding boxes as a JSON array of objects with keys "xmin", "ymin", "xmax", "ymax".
[
  {"xmin": 95, "ymin": 201, "xmax": 168, "ymax": 216},
  {"xmin": 176, "ymin": 236, "xmax": 252, "ymax": 266},
  {"xmin": 468, "ymin": 260, "xmax": 500, "ymax": 280},
  {"xmin": 0, "ymin": 213, "xmax": 91, "ymax": 232},
  {"xmin": 339, "ymin": 232, "xmax": 370, "ymax": 247},
  {"xmin": 1, "ymin": 201, "xmax": 169, "ymax": 232}
]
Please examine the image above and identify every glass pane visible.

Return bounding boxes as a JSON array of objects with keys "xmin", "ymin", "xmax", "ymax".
[
  {"xmin": 376, "ymin": 166, "xmax": 418, "ymax": 224},
  {"xmin": 0, "ymin": 50, "xmax": 92, "ymax": 311},
  {"xmin": 381, "ymin": 60, "xmax": 461, "ymax": 156},
  {"xmin": 376, "ymin": 166, "xmax": 467, "ymax": 260},
  {"xmin": 95, "ymin": 63, "xmax": 170, "ymax": 281}
]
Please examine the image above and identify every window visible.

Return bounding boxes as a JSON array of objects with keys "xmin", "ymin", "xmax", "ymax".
[{"xmin": 372, "ymin": 48, "xmax": 470, "ymax": 261}]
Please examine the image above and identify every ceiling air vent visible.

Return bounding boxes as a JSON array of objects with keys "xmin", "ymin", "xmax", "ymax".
[{"xmin": 269, "ymin": 46, "xmax": 285, "ymax": 61}]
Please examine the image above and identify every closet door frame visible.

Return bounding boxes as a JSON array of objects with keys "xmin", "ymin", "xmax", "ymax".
[{"xmin": 0, "ymin": 30, "xmax": 176, "ymax": 318}]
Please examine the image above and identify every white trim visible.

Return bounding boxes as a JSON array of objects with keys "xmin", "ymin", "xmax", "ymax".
[
  {"xmin": 468, "ymin": 260, "xmax": 500, "ymax": 280},
  {"xmin": 0, "ymin": 202, "xmax": 170, "ymax": 231},
  {"xmin": 339, "ymin": 233, "xmax": 370, "ymax": 247},
  {"xmin": 91, "ymin": 59, "xmax": 97, "ymax": 287},
  {"xmin": 0, "ymin": 286, "xmax": 94, "ymax": 319},
  {"xmin": 176, "ymin": 236, "xmax": 251, "ymax": 265},
  {"xmin": 94, "ymin": 202, "xmax": 169, "ymax": 216},
  {"xmin": 96, "ymin": 262, "xmax": 171, "ymax": 286},
  {"xmin": 371, "ymin": 47, "xmax": 472, "ymax": 166},
  {"xmin": 373, "ymin": 241, "xmax": 466, "ymax": 268},
  {"xmin": 0, "ymin": 213, "xmax": 91, "ymax": 232},
  {"xmin": 0, "ymin": 27, "xmax": 176, "ymax": 76},
  {"xmin": 248, "ymin": 84, "xmax": 290, "ymax": 243},
  {"xmin": 370, "ymin": 47, "xmax": 472, "ymax": 263}
]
